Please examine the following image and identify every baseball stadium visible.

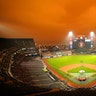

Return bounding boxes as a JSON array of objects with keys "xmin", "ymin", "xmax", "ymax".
[
  {"xmin": 1, "ymin": 33, "xmax": 96, "ymax": 96},
  {"xmin": 42, "ymin": 32, "xmax": 96, "ymax": 89},
  {"xmin": 43, "ymin": 55, "xmax": 96, "ymax": 88},
  {"xmin": 1, "ymin": 0, "xmax": 96, "ymax": 95}
]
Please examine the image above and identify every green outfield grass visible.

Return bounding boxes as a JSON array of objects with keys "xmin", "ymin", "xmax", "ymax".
[
  {"xmin": 46, "ymin": 55, "xmax": 96, "ymax": 85},
  {"xmin": 46, "ymin": 55, "xmax": 96, "ymax": 68}
]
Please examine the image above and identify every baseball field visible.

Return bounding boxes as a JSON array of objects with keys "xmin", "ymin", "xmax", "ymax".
[{"xmin": 44, "ymin": 55, "xmax": 96, "ymax": 88}]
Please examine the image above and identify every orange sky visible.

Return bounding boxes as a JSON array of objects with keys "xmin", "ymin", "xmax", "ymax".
[{"xmin": 0, "ymin": 0, "xmax": 96, "ymax": 45}]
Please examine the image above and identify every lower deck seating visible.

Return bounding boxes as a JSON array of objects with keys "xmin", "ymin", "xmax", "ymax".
[
  {"xmin": 0, "ymin": 48, "xmax": 96, "ymax": 95},
  {"xmin": 12, "ymin": 59, "xmax": 56, "ymax": 88}
]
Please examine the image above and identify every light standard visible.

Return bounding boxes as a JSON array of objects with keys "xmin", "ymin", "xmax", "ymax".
[
  {"xmin": 90, "ymin": 31, "xmax": 95, "ymax": 48},
  {"xmin": 68, "ymin": 31, "xmax": 73, "ymax": 49}
]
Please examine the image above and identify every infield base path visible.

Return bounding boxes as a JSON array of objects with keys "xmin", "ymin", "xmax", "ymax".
[{"xmin": 60, "ymin": 64, "xmax": 96, "ymax": 72}]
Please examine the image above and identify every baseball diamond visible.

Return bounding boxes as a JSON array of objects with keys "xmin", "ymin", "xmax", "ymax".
[{"xmin": 43, "ymin": 55, "xmax": 96, "ymax": 88}]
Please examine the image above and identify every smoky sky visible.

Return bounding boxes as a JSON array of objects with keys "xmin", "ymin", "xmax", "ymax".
[{"xmin": 0, "ymin": 0, "xmax": 96, "ymax": 45}]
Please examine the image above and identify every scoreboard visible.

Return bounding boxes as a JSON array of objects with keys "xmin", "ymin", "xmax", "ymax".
[
  {"xmin": 72, "ymin": 38, "xmax": 93, "ymax": 52},
  {"xmin": 73, "ymin": 39, "xmax": 91, "ymax": 49},
  {"xmin": 68, "ymin": 32, "xmax": 95, "ymax": 52}
]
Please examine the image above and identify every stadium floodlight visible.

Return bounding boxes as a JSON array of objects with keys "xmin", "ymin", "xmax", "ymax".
[
  {"xmin": 90, "ymin": 31, "xmax": 94, "ymax": 37},
  {"xmin": 68, "ymin": 31, "xmax": 73, "ymax": 37},
  {"xmin": 80, "ymin": 36, "xmax": 83, "ymax": 39}
]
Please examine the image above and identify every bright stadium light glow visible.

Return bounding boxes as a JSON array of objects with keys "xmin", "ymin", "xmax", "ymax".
[
  {"xmin": 90, "ymin": 31, "xmax": 94, "ymax": 37},
  {"xmin": 80, "ymin": 36, "xmax": 83, "ymax": 39},
  {"xmin": 68, "ymin": 31, "xmax": 73, "ymax": 37}
]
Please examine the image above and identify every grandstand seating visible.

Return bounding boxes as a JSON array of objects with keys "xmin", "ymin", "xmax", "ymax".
[{"xmin": 1, "ymin": 38, "xmax": 96, "ymax": 95}]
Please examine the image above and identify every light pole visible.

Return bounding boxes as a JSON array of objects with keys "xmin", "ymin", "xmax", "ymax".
[
  {"xmin": 90, "ymin": 31, "xmax": 95, "ymax": 48},
  {"xmin": 68, "ymin": 31, "xmax": 73, "ymax": 49}
]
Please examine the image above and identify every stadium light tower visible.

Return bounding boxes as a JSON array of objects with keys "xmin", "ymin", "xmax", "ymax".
[
  {"xmin": 90, "ymin": 31, "xmax": 95, "ymax": 41},
  {"xmin": 68, "ymin": 31, "xmax": 73, "ymax": 37},
  {"xmin": 90, "ymin": 31, "xmax": 94, "ymax": 37},
  {"xmin": 90, "ymin": 31, "xmax": 95, "ymax": 48},
  {"xmin": 68, "ymin": 31, "xmax": 73, "ymax": 49}
]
